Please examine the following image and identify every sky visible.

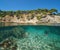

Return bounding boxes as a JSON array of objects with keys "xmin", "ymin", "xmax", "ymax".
[{"xmin": 0, "ymin": 0, "xmax": 60, "ymax": 12}]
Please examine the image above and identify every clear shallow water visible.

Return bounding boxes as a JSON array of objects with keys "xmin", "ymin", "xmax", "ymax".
[{"xmin": 0, "ymin": 25, "xmax": 60, "ymax": 50}]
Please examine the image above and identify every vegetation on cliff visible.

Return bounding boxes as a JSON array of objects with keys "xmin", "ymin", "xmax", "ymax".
[{"xmin": 0, "ymin": 8, "xmax": 58, "ymax": 17}]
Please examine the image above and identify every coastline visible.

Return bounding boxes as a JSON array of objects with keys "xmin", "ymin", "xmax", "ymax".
[{"xmin": 0, "ymin": 22, "xmax": 60, "ymax": 27}]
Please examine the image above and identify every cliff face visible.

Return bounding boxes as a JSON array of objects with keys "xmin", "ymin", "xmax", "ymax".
[
  {"xmin": 37, "ymin": 15, "xmax": 60, "ymax": 23},
  {"xmin": 0, "ymin": 14, "xmax": 60, "ymax": 24}
]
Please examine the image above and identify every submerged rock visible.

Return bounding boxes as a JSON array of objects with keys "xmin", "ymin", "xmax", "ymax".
[
  {"xmin": 0, "ymin": 37, "xmax": 18, "ymax": 50},
  {"xmin": 0, "ymin": 26, "xmax": 28, "ymax": 42},
  {"xmin": 44, "ymin": 30, "xmax": 49, "ymax": 36},
  {"xmin": 12, "ymin": 27, "xmax": 28, "ymax": 38}
]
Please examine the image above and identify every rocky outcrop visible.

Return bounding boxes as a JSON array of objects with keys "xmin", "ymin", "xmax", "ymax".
[{"xmin": 0, "ymin": 37, "xmax": 18, "ymax": 50}]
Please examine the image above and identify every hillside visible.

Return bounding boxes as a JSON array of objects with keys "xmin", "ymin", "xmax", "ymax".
[{"xmin": 0, "ymin": 9, "xmax": 60, "ymax": 24}]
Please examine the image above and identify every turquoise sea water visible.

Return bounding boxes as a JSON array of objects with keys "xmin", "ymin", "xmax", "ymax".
[{"xmin": 0, "ymin": 25, "xmax": 60, "ymax": 50}]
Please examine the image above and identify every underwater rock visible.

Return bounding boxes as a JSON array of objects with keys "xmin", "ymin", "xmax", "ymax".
[
  {"xmin": 11, "ymin": 44, "xmax": 17, "ymax": 50},
  {"xmin": 12, "ymin": 27, "xmax": 28, "ymax": 38},
  {"xmin": 0, "ymin": 37, "xmax": 17, "ymax": 50},
  {"xmin": 44, "ymin": 30, "xmax": 49, "ymax": 36},
  {"xmin": 23, "ymin": 32, "xmax": 29, "ymax": 38},
  {"xmin": 0, "ymin": 26, "xmax": 28, "ymax": 42}
]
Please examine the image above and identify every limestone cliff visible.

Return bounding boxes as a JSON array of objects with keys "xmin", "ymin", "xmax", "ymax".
[{"xmin": 0, "ymin": 14, "xmax": 60, "ymax": 24}]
